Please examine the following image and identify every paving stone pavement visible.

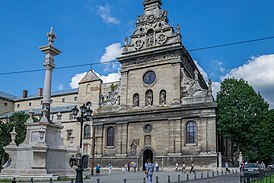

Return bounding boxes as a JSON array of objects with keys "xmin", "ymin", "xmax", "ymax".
[{"xmin": 56, "ymin": 170, "xmax": 240, "ymax": 183}]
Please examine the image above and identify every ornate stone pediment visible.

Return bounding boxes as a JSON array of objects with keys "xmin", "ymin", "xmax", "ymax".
[{"xmin": 122, "ymin": 0, "xmax": 181, "ymax": 54}]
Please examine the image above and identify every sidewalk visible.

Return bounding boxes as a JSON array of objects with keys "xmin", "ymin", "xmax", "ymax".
[{"xmin": 75, "ymin": 169, "xmax": 239, "ymax": 183}]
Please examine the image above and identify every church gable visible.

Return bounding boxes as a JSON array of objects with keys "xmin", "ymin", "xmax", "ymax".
[
  {"xmin": 122, "ymin": 0, "xmax": 181, "ymax": 54},
  {"xmin": 98, "ymin": 0, "xmax": 214, "ymax": 112},
  {"xmin": 79, "ymin": 70, "xmax": 101, "ymax": 84}
]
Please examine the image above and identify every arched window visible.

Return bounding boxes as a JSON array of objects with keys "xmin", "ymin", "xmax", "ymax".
[
  {"xmin": 84, "ymin": 125, "xmax": 91, "ymax": 138},
  {"xmin": 186, "ymin": 121, "xmax": 197, "ymax": 144},
  {"xmin": 133, "ymin": 93, "xmax": 139, "ymax": 107},
  {"xmin": 86, "ymin": 84, "xmax": 91, "ymax": 94},
  {"xmin": 159, "ymin": 90, "xmax": 166, "ymax": 105},
  {"xmin": 107, "ymin": 127, "xmax": 114, "ymax": 146},
  {"xmin": 145, "ymin": 90, "xmax": 153, "ymax": 106}
]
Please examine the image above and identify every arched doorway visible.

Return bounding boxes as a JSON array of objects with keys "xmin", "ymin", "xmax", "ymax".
[{"xmin": 143, "ymin": 149, "xmax": 153, "ymax": 170}]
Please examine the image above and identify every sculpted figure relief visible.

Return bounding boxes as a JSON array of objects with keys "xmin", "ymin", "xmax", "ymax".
[
  {"xmin": 147, "ymin": 32, "xmax": 154, "ymax": 47},
  {"xmin": 146, "ymin": 90, "xmax": 153, "ymax": 106},
  {"xmin": 160, "ymin": 90, "xmax": 166, "ymax": 105},
  {"xmin": 133, "ymin": 94, "xmax": 139, "ymax": 107}
]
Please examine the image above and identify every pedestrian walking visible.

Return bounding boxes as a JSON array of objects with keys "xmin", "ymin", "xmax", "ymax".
[
  {"xmin": 175, "ymin": 162, "xmax": 179, "ymax": 172},
  {"xmin": 189, "ymin": 162, "xmax": 195, "ymax": 174},
  {"xmin": 240, "ymin": 161, "xmax": 245, "ymax": 173},
  {"xmin": 96, "ymin": 164, "xmax": 101, "ymax": 175},
  {"xmin": 127, "ymin": 161, "xmax": 131, "ymax": 172},
  {"xmin": 155, "ymin": 162, "xmax": 159, "ymax": 172},
  {"xmin": 182, "ymin": 162, "xmax": 186, "ymax": 173},
  {"xmin": 145, "ymin": 159, "xmax": 154, "ymax": 183},
  {"xmin": 225, "ymin": 162, "xmax": 230, "ymax": 172},
  {"xmin": 133, "ymin": 162, "xmax": 137, "ymax": 173},
  {"xmin": 108, "ymin": 162, "xmax": 113, "ymax": 174}
]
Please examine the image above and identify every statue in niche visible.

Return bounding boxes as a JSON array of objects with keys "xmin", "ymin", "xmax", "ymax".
[
  {"xmin": 160, "ymin": 90, "xmax": 166, "ymax": 105},
  {"xmin": 146, "ymin": 90, "xmax": 153, "ymax": 106},
  {"xmin": 133, "ymin": 94, "xmax": 139, "ymax": 107},
  {"xmin": 146, "ymin": 32, "xmax": 154, "ymax": 47}
]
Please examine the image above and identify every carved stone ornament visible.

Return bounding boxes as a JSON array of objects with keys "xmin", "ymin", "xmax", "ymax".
[
  {"xmin": 157, "ymin": 33, "xmax": 167, "ymax": 44},
  {"xmin": 134, "ymin": 39, "xmax": 144, "ymax": 50},
  {"xmin": 147, "ymin": 15, "xmax": 155, "ymax": 23},
  {"xmin": 181, "ymin": 68, "xmax": 207, "ymax": 98},
  {"xmin": 130, "ymin": 143, "xmax": 137, "ymax": 156}
]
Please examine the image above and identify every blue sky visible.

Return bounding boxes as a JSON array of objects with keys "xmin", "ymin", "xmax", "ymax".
[{"xmin": 0, "ymin": 0, "xmax": 274, "ymax": 107}]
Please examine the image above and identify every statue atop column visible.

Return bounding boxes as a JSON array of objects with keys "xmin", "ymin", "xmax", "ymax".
[{"xmin": 47, "ymin": 27, "xmax": 56, "ymax": 45}]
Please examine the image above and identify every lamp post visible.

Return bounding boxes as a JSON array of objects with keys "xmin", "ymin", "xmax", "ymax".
[{"xmin": 72, "ymin": 103, "xmax": 92, "ymax": 183}]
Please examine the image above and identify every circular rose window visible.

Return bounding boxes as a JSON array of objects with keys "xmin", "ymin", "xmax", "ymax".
[
  {"xmin": 144, "ymin": 124, "xmax": 153, "ymax": 133},
  {"xmin": 143, "ymin": 71, "xmax": 156, "ymax": 85}
]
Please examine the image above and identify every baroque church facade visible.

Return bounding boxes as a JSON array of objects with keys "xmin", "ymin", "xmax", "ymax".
[
  {"xmin": 92, "ymin": 0, "xmax": 217, "ymax": 169},
  {"xmin": 0, "ymin": 0, "xmax": 217, "ymax": 169}
]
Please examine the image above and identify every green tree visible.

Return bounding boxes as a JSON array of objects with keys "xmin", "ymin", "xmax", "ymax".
[
  {"xmin": 217, "ymin": 78, "xmax": 271, "ymax": 162},
  {"xmin": 0, "ymin": 112, "xmax": 29, "ymax": 166}
]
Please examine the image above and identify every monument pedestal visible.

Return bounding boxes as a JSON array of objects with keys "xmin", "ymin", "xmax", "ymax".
[{"xmin": 1, "ymin": 121, "xmax": 76, "ymax": 179}]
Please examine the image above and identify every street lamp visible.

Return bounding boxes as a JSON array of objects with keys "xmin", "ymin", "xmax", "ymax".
[{"xmin": 72, "ymin": 103, "xmax": 92, "ymax": 183}]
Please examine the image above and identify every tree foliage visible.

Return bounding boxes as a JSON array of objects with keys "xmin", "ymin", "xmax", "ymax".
[
  {"xmin": 217, "ymin": 78, "xmax": 273, "ymax": 163},
  {"xmin": 0, "ymin": 112, "xmax": 28, "ymax": 157}
]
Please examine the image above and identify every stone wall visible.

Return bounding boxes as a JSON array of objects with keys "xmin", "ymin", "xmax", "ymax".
[{"xmin": 0, "ymin": 98, "xmax": 14, "ymax": 115}]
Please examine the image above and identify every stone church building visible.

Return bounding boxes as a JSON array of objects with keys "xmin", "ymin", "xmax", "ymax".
[
  {"xmin": 91, "ymin": 0, "xmax": 217, "ymax": 169},
  {"xmin": 0, "ymin": 0, "xmax": 217, "ymax": 170}
]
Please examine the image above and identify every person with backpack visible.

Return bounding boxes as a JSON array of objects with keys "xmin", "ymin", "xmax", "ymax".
[{"xmin": 145, "ymin": 159, "xmax": 154, "ymax": 183}]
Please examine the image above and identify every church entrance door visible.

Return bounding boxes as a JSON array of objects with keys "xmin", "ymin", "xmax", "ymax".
[{"xmin": 143, "ymin": 149, "xmax": 153, "ymax": 170}]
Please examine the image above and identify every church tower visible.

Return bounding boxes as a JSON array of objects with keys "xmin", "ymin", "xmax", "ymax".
[{"xmin": 118, "ymin": 0, "xmax": 209, "ymax": 109}]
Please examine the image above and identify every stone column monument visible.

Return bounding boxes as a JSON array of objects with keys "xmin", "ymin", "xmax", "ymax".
[
  {"xmin": 40, "ymin": 27, "xmax": 61, "ymax": 121},
  {"xmin": 0, "ymin": 28, "xmax": 76, "ymax": 180}
]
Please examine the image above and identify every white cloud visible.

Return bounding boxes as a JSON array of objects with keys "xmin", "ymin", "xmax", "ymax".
[
  {"xmin": 95, "ymin": 71, "xmax": 121, "ymax": 83},
  {"xmin": 100, "ymin": 43, "xmax": 123, "ymax": 63},
  {"xmin": 212, "ymin": 82, "xmax": 221, "ymax": 99},
  {"xmin": 69, "ymin": 72, "xmax": 87, "ymax": 89},
  {"xmin": 58, "ymin": 83, "xmax": 65, "ymax": 90},
  {"xmin": 222, "ymin": 54, "xmax": 274, "ymax": 108},
  {"xmin": 99, "ymin": 43, "xmax": 123, "ymax": 72},
  {"xmin": 69, "ymin": 71, "xmax": 121, "ymax": 89},
  {"xmin": 97, "ymin": 4, "xmax": 120, "ymax": 24}
]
